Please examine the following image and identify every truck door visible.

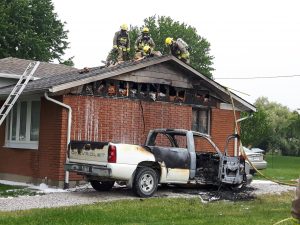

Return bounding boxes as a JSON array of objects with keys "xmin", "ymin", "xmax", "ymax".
[
  {"xmin": 149, "ymin": 133, "xmax": 190, "ymax": 182},
  {"xmin": 193, "ymin": 134, "xmax": 221, "ymax": 184}
]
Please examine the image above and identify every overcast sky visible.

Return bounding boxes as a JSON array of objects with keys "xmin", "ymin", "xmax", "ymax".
[{"xmin": 52, "ymin": 0, "xmax": 300, "ymax": 111}]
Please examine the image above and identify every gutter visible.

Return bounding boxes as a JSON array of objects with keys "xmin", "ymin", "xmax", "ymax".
[
  {"xmin": 44, "ymin": 92, "xmax": 72, "ymax": 189},
  {"xmin": 234, "ymin": 114, "xmax": 253, "ymax": 156}
]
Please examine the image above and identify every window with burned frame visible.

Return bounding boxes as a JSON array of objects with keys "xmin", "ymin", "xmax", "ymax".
[{"xmin": 192, "ymin": 108, "xmax": 210, "ymax": 134}]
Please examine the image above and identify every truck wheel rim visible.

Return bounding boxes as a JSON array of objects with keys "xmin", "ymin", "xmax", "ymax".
[{"xmin": 140, "ymin": 173, "xmax": 154, "ymax": 193}]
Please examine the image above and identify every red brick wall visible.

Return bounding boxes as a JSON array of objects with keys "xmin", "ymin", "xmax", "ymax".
[
  {"xmin": 38, "ymin": 97, "xmax": 66, "ymax": 181},
  {"xmin": 210, "ymin": 108, "xmax": 241, "ymax": 155},
  {"xmin": 63, "ymin": 96, "xmax": 192, "ymax": 144}
]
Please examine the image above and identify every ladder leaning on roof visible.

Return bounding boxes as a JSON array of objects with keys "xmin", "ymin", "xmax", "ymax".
[{"xmin": 0, "ymin": 61, "xmax": 40, "ymax": 126}]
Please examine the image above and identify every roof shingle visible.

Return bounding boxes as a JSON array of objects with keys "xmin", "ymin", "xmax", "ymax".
[{"xmin": 0, "ymin": 57, "xmax": 77, "ymax": 78}]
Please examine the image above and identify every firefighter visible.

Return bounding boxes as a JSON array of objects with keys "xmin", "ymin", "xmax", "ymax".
[
  {"xmin": 134, "ymin": 27, "xmax": 155, "ymax": 59},
  {"xmin": 106, "ymin": 24, "xmax": 130, "ymax": 65},
  {"xmin": 292, "ymin": 179, "xmax": 300, "ymax": 224},
  {"xmin": 165, "ymin": 37, "xmax": 190, "ymax": 64}
]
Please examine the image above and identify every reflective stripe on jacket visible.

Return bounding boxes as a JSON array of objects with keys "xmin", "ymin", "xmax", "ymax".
[
  {"xmin": 135, "ymin": 35, "xmax": 155, "ymax": 51},
  {"xmin": 113, "ymin": 31, "xmax": 130, "ymax": 48}
]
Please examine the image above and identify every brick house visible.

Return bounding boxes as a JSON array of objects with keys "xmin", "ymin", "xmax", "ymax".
[{"xmin": 0, "ymin": 55, "xmax": 256, "ymax": 187}]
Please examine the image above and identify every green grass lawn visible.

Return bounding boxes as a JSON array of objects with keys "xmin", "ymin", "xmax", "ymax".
[
  {"xmin": 255, "ymin": 155, "xmax": 300, "ymax": 182},
  {"xmin": 0, "ymin": 184, "xmax": 20, "ymax": 192},
  {"xmin": 0, "ymin": 193, "xmax": 295, "ymax": 225}
]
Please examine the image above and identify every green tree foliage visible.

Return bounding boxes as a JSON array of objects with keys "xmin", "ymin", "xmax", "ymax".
[
  {"xmin": 0, "ymin": 0, "xmax": 72, "ymax": 64},
  {"xmin": 128, "ymin": 16, "xmax": 214, "ymax": 78},
  {"xmin": 241, "ymin": 106, "xmax": 272, "ymax": 150},
  {"xmin": 59, "ymin": 56, "xmax": 75, "ymax": 67},
  {"xmin": 241, "ymin": 96, "xmax": 300, "ymax": 156},
  {"xmin": 128, "ymin": 25, "xmax": 139, "ymax": 59}
]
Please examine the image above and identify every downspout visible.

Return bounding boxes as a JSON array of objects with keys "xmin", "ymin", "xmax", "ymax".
[
  {"xmin": 44, "ymin": 92, "xmax": 72, "ymax": 189},
  {"xmin": 234, "ymin": 114, "xmax": 253, "ymax": 156}
]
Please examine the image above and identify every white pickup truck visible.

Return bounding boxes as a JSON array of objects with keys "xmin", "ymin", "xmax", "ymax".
[{"xmin": 65, "ymin": 129, "xmax": 252, "ymax": 197}]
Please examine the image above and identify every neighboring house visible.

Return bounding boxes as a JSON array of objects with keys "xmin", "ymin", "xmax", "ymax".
[{"xmin": 0, "ymin": 55, "xmax": 256, "ymax": 187}]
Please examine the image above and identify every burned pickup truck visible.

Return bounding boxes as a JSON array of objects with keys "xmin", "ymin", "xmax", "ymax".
[{"xmin": 65, "ymin": 129, "xmax": 252, "ymax": 197}]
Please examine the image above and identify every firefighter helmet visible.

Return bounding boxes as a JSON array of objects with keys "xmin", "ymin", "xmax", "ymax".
[
  {"xmin": 120, "ymin": 24, "xmax": 128, "ymax": 31},
  {"xmin": 143, "ymin": 45, "xmax": 151, "ymax": 54},
  {"xmin": 165, "ymin": 37, "xmax": 173, "ymax": 45},
  {"xmin": 142, "ymin": 27, "xmax": 149, "ymax": 33}
]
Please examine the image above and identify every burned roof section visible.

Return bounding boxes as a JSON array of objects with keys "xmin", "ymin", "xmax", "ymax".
[{"xmin": 0, "ymin": 55, "xmax": 256, "ymax": 112}]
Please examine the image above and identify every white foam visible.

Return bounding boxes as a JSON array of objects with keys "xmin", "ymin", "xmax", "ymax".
[{"xmin": 0, "ymin": 180, "xmax": 67, "ymax": 193}]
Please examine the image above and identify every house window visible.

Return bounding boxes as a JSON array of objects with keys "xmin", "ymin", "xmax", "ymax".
[
  {"xmin": 5, "ymin": 100, "xmax": 41, "ymax": 149},
  {"xmin": 192, "ymin": 108, "xmax": 210, "ymax": 134}
]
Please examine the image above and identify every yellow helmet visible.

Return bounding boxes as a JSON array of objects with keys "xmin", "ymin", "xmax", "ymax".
[
  {"xmin": 143, "ymin": 45, "xmax": 151, "ymax": 53},
  {"xmin": 120, "ymin": 24, "xmax": 128, "ymax": 31},
  {"xmin": 165, "ymin": 37, "xmax": 173, "ymax": 45},
  {"xmin": 142, "ymin": 27, "xmax": 149, "ymax": 33}
]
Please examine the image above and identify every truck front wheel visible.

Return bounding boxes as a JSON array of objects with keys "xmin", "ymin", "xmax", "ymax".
[
  {"xmin": 133, "ymin": 167, "xmax": 158, "ymax": 198},
  {"xmin": 90, "ymin": 180, "xmax": 115, "ymax": 191}
]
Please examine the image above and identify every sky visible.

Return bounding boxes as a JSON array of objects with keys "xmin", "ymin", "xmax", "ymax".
[{"xmin": 52, "ymin": 0, "xmax": 300, "ymax": 111}]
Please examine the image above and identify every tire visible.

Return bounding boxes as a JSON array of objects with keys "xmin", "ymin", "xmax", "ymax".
[
  {"xmin": 132, "ymin": 167, "xmax": 158, "ymax": 198},
  {"xmin": 90, "ymin": 180, "xmax": 115, "ymax": 191}
]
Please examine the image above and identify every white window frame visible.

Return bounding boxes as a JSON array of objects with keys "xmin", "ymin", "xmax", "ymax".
[{"xmin": 4, "ymin": 98, "xmax": 41, "ymax": 150}]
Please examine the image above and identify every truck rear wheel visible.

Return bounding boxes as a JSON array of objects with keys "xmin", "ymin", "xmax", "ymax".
[
  {"xmin": 90, "ymin": 180, "xmax": 115, "ymax": 191},
  {"xmin": 133, "ymin": 167, "xmax": 158, "ymax": 198}
]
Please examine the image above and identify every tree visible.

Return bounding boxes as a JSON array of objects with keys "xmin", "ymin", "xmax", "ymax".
[
  {"xmin": 128, "ymin": 16, "xmax": 214, "ymax": 78},
  {"xmin": 59, "ymin": 56, "xmax": 75, "ymax": 67},
  {"xmin": 0, "ymin": 0, "xmax": 72, "ymax": 64},
  {"xmin": 288, "ymin": 111, "xmax": 300, "ymax": 138},
  {"xmin": 241, "ymin": 105, "xmax": 272, "ymax": 150},
  {"xmin": 241, "ymin": 96, "xmax": 300, "ymax": 156}
]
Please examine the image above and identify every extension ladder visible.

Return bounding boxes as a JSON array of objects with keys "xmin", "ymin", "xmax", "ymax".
[{"xmin": 0, "ymin": 61, "xmax": 40, "ymax": 126}]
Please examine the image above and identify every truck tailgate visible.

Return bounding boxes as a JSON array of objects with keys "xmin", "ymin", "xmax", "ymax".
[{"xmin": 69, "ymin": 141, "xmax": 109, "ymax": 164}]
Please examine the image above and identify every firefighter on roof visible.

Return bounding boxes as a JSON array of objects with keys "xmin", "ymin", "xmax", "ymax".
[
  {"xmin": 165, "ymin": 37, "xmax": 190, "ymax": 64},
  {"xmin": 106, "ymin": 24, "xmax": 130, "ymax": 65},
  {"xmin": 134, "ymin": 27, "xmax": 156, "ymax": 59}
]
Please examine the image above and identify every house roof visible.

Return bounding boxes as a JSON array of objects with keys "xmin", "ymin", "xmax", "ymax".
[
  {"xmin": 0, "ymin": 55, "xmax": 256, "ymax": 112},
  {"xmin": 0, "ymin": 57, "xmax": 77, "ymax": 79}
]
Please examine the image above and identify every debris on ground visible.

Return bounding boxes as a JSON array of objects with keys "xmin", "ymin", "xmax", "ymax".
[{"xmin": 165, "ymin": 185, "xmax": 256, "ymax": 202}]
